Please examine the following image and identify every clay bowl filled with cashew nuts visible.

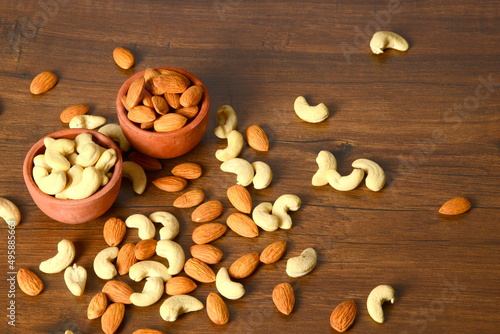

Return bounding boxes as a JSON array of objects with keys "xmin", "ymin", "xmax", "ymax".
[
  {"xmin": 23, "ymin": 129, "xmax": 123, "ymax": 224},
  {"xmin": 116, "ymin": 67, "xmax": 210, "ymax": 159}
]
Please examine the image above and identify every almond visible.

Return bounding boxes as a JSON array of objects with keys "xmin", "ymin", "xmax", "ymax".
[
  {"xmin": 173, "ymin": 189, "xmax": 205, "ymax": 208},
  {"xmin": 87, "ymin": 292, "xmax": 108, "ymax": 319},
  {"xmin": 116, "ymin": 243, "xmax": 137, "ymax": 275},
  {"xmin": 101, "ymin": 302, "xmax": 125, "ymax": 334},
  {"xmin": 190, "ymin": 244, "xmax": 224, "ymax": 264},
  {"xmin": 165, "ymin": 276, "xmax": 197, "ymax": 295},
  {"xmin": 206, "ymin": 292, "xmax": 230, "ymax": 325},
  {"xmin": 120, "ymin": 95, "xmax": 131, "ymax": 112},
  {"xmin": 171, "ymin": 162, "xmax": 202, "ymax": 180},
  {"xmin": 175, "ymin": 106, "xmax": 199, "ymax": 119},
  {"xmin": 141, "ymin": 121, "xmax": 155, "ymax": 130},
  {"xmin": 153, "ymin": 73, "xmax": 190, "ymax": 94},
  {"xmin": 103, "ymin": 217, "xmax": 126, "ymax": 247},
  {"xmin": 17, "ymin": 268, "xmax": 43, "ymax": 296},
  {"xmin": 113, "ymin": 47, "xmax": 135, "ymax": 70},
  {"xmin": 128, "ymin": 151, "xmax": 162, "ymax": 171},
  {"xmin": 60, "ymin": 105, "xmax": 90, "ymax": 123},
  {"xmin": 246, "ymin": 125, "xmax": 269, "ymax": 151},
  {"xmin": 128, "ymin": 105, "xmax": 157, "ymax": 124},
  {"xmin": 132, "ymin": 330, "xmax": 167, "ymax": 334},
  {"xmin": 227, "ymin": 184, "xmax": 252, "ymax": 213},
  {"xmin": 151, "ymin": 95, "xmax": 170, "ymax": 115},
  {"xmin": 330, "ymin": 300, "xmax": 356, "ymax": 332},
  {"xmin": 30, "ymin": 71, "xmax": 58, "ymax": 94},
  {"xmin": 126, "ymin": 77, "xmax": 145, "ymax": 108},
  {"xmin": 226, "ymin": 213, "xmax": 259, "ymax": 238},
  {"xmin": 229, "ymin": 252, "xmax": 260, "ymax": 279},
  {"xmin": 191, "ymin": 200, "xmax": 224, "ymax": 222},
  {"xmin": 192, "ymin": 223, "xmax": 227, "ymax": 244},
  {"xmin": 164, "ymin": 92, "xmax": 182, "ymax": 109},
  {"xmin": 183, "ymin": 258, "xmax": 216, "ymax": 283},
  {"xmin": 439, "ymin": 197, "xmax": 471, "ymax": 215},
  {"xmin": 102, "ymin": 280, "xmax": 134, "ymax": 304},
  {"xmin": 144, "ymin": 68, "xmax": 161, "ymax": 91},
  {"xmin": 260, "ymin": 241, "xmax": 287, "ymax": 264},
  {"xmin": 272, "ymin": 283, "xmax": 295, "ymax": 315},
  {"xmin": 180, "ymin": 85, "xmax": 204, "ymax": 107},
  {"xmin": 142, "ymin": 89, "xmax": 154, "ymax": 108},
  {"xmin": 134, "ymin": 239, "xmax": 158, "ymax": 260},
  {"xmin": 152, "ymin": 176, "xmax": 188, "ymax": 192},
  {"xmin": 154, "ymin": 113, "xmax": 187, "ymax": 132}
]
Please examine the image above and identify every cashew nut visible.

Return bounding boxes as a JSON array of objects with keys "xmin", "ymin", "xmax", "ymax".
[
  {"xmin": 160, "ymin": 295, "xmax": 204, "ymax": 322},
  {"xmin": 64, "ymin": 263, "xmax": 87, "ymax": 296},
  {"xmin": 45, "ymin": 138, "xmax": 75, "ymax": 172},
  {"xmin": 122, "ymin": 161, "xmax": 147, "ymax": 195},
  {"xmin": 214, "ymin": 105, "xmax": 238, "ymax": 139},
  {"xmin": 39, "ymin": 239, "xmax": 76, "ymax": 274},
  {"xmin": 149, "ymin": 211, "xmax": 179, "ymax": 240},
  {"xmin": 125, "ymin": 214, "xmax": 156, "ymax": 240},
  {"xmin": 326, "ymin": 168, "xmax": 365, "ymax": 191},
  {"xmin": 286, "ymin": 248, "xmax": 317, "ymax": 278},
  {"xmin": 0, "ymin": 197, "xmax": 21, "ymax": 226},
  {"xmin": 352, "ymin": 159, "xmax": 386, "ymax": 191},
  {"xmin": 220, "ymin": 158, "xmax": 254, "ymax": 187},
  {"xmin": 252, "ymin": 161, "xmax": 273, "ymax": 189},
  {"xmin": 252, "ymin": 202, "xmax": 279, "ymax": 232},
  {"xmin": 32, "ymin": 166, "xmax": 67, "ymax": 195},
  {"xmin": 129, "ymin": 260, "xmax": 171, "ymax": 282},
  {"xmin": 294, "ymin": 96, "xmax": 329, "ymax": 123},
  {"xmin": 33, "ymin": 154, "xmax": 51, "ymax": 171},
  {"xmin": 95, "ymin": 148, "xmax": 117, "ymax": 186},
  {"xmin": 367, "ymin": 284, "xmax": 395, "ymax": 323},
  {"xmin": 74, "ymin": 142, "xmax": 101, "ymax": 167},
  {"xmin": 216, "ymin": 267, "xmax": 245, "ymax": 300},
  {"xmin": 156, "ymin": 240, "xmax": 185, "ymax": 276},
  {"xmin": 69, "ymin": 115, "xmax": 107, "ymax": 130},
  {"xmin": 370, "ymin": 31, "xmax": 409, "ymax": 54},
  {"xmin": 93, "ymin": 246, "xmax": 118, "ymax": 280},
  {"xmin": 215, "ymin": 130, "xmax": 244, "ymax": 162},
  {"xmin": 74, "ymin": 132, "xmax": 94, "ymax": 153},
  {"xmin": 312, "ymin": 151, "xmax": 337, "ymax": 186},
  {"xmin": 43, "ymin": 137, "xmax": 55, "ymax": 148},
  {"xmin": 60, "ymin": 166, "xmax": 101, "ymax": 200},
  {"xmin": 98, "ymin": 123, "xmax": 131, "ymax": 151},
  {"xmin": 272, "ymin": 194, "xmax": 301, "ymax": 230},
  {"xmin": 55, "ymin": 165, "xmax": 84, "ymax": 199},
  {"xmin": 130, "ymin": 276, "xmax": 164, "ymax": 307}
]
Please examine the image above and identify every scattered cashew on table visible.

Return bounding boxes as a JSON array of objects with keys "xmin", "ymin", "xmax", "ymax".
[{"xmin": 0, "ymin": 197, "xmax": 21, "ymax": 226}]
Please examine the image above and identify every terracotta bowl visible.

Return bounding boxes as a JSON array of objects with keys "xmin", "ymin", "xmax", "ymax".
[
  {"xmin": 23, "ymin": 129, "xmax": 123, "ymax": 224},
  {"xmin": 116, "ymin": 67, "xmax": 210, "ymax": 159}
]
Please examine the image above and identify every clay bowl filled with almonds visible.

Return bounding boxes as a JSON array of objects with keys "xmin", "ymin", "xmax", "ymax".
[
  {"xmin": 116, "ymin": 67, "xmax": 210, "ymax": 159},
  {"xmin": 23, "ymin": 128, "xmax": 123, "ymax": 224}
]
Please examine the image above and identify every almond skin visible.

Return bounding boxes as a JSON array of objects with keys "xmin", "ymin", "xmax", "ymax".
[
  {"xmin": 246, "ymin": 125, "xmax": 269, "ymax": 151},
  {"xmin": 142, "ymin": 89, "xmax": 154, "ymax": 108},
  {"xmin": 207, "ymin": 292, "xmax": 230, "ymax": 325},
  {"xmin": 60, "ymin": 105, "xmax": 90, "ymax": 123},
  {"xmin": 102, "ymin": 280, "xmax": 134, "ymax": 304},
  {"xmin": 191, "ymin": 200, "xmax": 224, "ymax": 223},
  {"xmin": 171, "ymin": 162, "xmax": 202, "ymax": 180},
  {"xmin": 116, "ymin": 243, "xmax": 137, "ymax": 275},
  {"xmin": 165, "ymin": 276, "xmax": 197, "ymax": 295},
  {"xmin": 132, "ymin": 330, "xmax": 167, "ymax": 334},
  {"xmin": 175, "ymin": 106, "xmax": 199, "ymax": 119},
  {"xmin": 101, "ymin": 302, "xmax": 125, "ymax": 334},
  {"xmin": 173, "ymin": 189, "xmax": 205, "ymax": 208},
  {"xmin": 152, "ymin": 176, "xmax": 188, "ymax": 192},
  {"xmin": 227, "ymin": 184, "xmax": 252, "ymax": 213},
  {"xmin": 113, "ymin": 47, "xmax": 135, "ymax": 69},
  {"xmin": 330, "ymin": 300, "xmax": 356, "ymax": 332},
  {"xmin": 151, "ymin": 95, "xmax": 170, "ymax": 115},
  {"xmin": 88, "ymin": 292, "xmax": 108, "ymax": 319},
  {"xmin": 30, "ymin": 71, "xmax": 58, "ymax": 94},
  {"xmin": 128, "ymin": 105, "xmax": 157, "ymax": 124},
  {"xmin": 164, "ymin": 92, "xmax": 182, "ymax": 109},
  {"xmin": 439, "ymin": 197, "xmax": 472, "ymax": 215},
  {"xmin": 134, "ymin": 239, "xmax": 158, "ymax": 260},
  {"xmin": 128, "ymin": 151, "xmax": 162, "ymax": 171},
  {"xmin": 272, "ymin": 283, "xmax": 295, "ymax": 315},
  {"xmin": 183, "ymin": 258, "xmax": 216, "ymax": 283},
  {"xmin": 153, "ymin": 73, "xmax": 190, "ymax": 94},
  {"xmin": 144, "ymin": 68, "xmax": 161, "ymax": 91},
  {"xmin": 192, "ymin": 223, "xmax": 227, "ymax": 244},
  {"xmin": 229, "ymin": 253, "xmax": 260, "ymax": 279},
  {"xmin": 17, "ymin": 268, "xmax": 43, "ymax": 296},
  {"xmin": 126, "ymin": 77, "xmax": 145, "ymax": 108},
  {"xmin": 154, "ymin": 113, "xmax": 187, "ymax": 132},
  {"xmin": 227, "ymin": 213, "xmax": 259, "ymax": 238},
  {"xmin": 180, "ymin": 85, "xmax": 204, "ymax": 108},
  {"xmin": 260, "ymin": 241, "xmax": 287, "ymax": 264},
  {"xmin": 103, "ymin": 217, "xmax": 126, "ymax": 247},
  {"xmin": 190, "ymin": 244, "xmax": 224, "ymax": 264}
]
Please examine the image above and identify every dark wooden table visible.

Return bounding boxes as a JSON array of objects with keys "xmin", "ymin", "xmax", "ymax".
[{"xmin": 1, "ymin": 1, "xmax": 499, "ymax": 333}]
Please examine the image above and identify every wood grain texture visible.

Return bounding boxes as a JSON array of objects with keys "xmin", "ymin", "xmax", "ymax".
[{"xmin": 0, "ymin": 0, "xmax": 499, "ymax": 333}]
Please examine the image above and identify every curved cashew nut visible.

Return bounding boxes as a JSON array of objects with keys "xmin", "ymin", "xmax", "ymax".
[
  {"xmin": 149, "ymin": 211, "xmax": 179, "ymax": 240},
  {"xmin": 326, "ymin": 168, "xmax": 365, "ymax": 191},
  {"xmin": 61, "ymin": 166, "xmax": 101, "ymax": 200},
  {"xmin": 43, "ymin": 137, "xmax": 56, "ymax": 148},
  {"xmin": 367, "ymin": 284, "xmax": 395, "ymax": 323},
  {"xmin": 122, "ymin": 161, "xmax": 147, "ymax": 195},
  {"xmin": 252, "ymin": 161, "xmax": 273, "ymax": 189},
  {"xmin": 55, "ymin": 165, "xmax": 84, "ymax": 199},
  {"xmin": 214, "ymin": 105, "xmax": 238, "ymax": 139},
  {"xmin": 252, "ymin": 202, "xmax": 279, "ymax": 232},
  {"xmin": 98, "ymin": 123, "xmax": 131, "ymax": 151},
  {"xmin": 156, "ymin": 240, "xmax": 185, "ymax": 275},
  {"xmin": 95, "ymin": 148, "xmax": 117, "ymax": 186},
  {"xmin": 286, "ymin": 248, "xmax": 317, "ymax": 278},
  {"xmin": 125, "ymin": 214, "xmax": 155, "ymax": 240},
  {"xmin": 74, "ymin": 142, "xmax": 101, "ymax": 167},
  {"xmin": 220, "ymin": 158, "xmax": 254, "ymax": 187},
  {"xmin": 32, "ymin": 166, "xmax": 67, "ymax": 195},
  {"xmin": 64, "ymin": 263, "xmax": 87, "ymax": 296},
  {"xmin": 0, "ymin": 197, "xmax": 21, "ymax": 226},
  {"xmin": 129, "ymin": 260, "xmax": 171, "ymax": 282},
  {"xmin": 216, "ymin": 267, "xmax": 245, "ymax": 300},
  {"xmin": 352, "ymin": 159, "xmax": 386, "ymax": 191},
  {"xmin": 312, "ymin": 151, "xmax": 337, "ymax": 186},
  {"xmin": 160, "ymin": 295, "xmax": 204, "ymax": 322},
  {"xmin": 39, "ymin": 239, "xmax": 75, "ymax": 274},
  {"xmin": 45, "ymin": 138, "xmax": 75, "ymax": 172},
  {"xmin": 294, "ymin": 96, "xmax": 329, "ymax": 123},
  {"xmin": 74, "ymin": 133, "xmax": 93, "ymax": 152},
  {"xmin": 370, "ymin": 31, "xmax": 409, "ymax": 54},
  {"xmin": 93, "ymin": 246, "xmax": 118, "ymax": 280},
  {"xmin": 69, "ymin": 115, "xmax": 107, "ymax": 129},
  {"xmin": 272, "ymin": 194, "xmax": 301, "ymax": 230},
  {"xmin": 130, "ymin": 276, "xmax": 164, "ymax": 307},
  {"xmin": 33, "ymin": 154, "xmax": 52, "ymax": 171},
  {"xmin": 215, "ymin": 130, "xmax": 244, "ymax": 162}
]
